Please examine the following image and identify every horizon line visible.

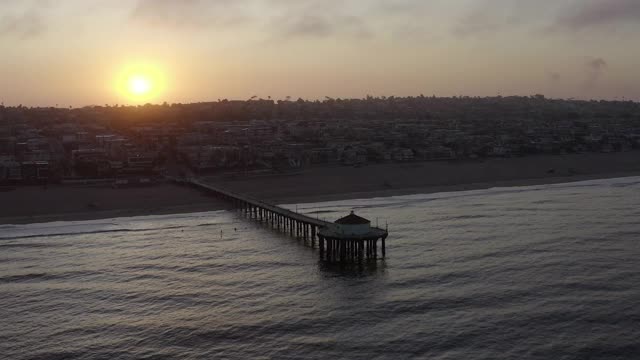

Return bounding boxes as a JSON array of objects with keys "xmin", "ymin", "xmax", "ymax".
[{"xmin": 2, "ymin": 94, "xmax": 639, "ymax": 109}]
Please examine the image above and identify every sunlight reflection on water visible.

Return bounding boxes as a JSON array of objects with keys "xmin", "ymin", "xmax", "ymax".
[{"xmin": 1, "ymin": 177, "xmax": 640, "ymax": 359}]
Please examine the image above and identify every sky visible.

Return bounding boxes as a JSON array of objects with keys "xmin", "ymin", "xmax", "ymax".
[{"xmin": 1, "ymin": 0, "xmax": 640, "ymax": 106}]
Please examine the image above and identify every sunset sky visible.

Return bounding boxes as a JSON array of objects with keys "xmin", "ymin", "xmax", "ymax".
[{"xmin": 1, "ymin": 0, "xmax": 639, "ymax": 106}]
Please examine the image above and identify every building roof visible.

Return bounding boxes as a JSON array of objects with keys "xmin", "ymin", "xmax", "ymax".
[{"xmin": 335, "ymin": 211, "xmax": 370, "ymax": 225}]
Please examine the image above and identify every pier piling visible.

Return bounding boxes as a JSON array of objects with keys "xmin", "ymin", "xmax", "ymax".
[{"xmin": 183, "ymin": 179, "xmax": 388, "ymax": 263}]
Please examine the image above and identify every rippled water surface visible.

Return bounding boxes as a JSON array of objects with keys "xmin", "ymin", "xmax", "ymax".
[{"xmin": 2, "ymin": 177, "xmax": 640, "ymax": 359}]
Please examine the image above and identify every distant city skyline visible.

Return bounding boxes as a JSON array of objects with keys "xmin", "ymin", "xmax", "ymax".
[{"xmin": 2, "ymin": 0, "xmax": 640, "ymax": 106}]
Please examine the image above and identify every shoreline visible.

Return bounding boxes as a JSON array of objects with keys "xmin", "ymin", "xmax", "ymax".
[
  {"xmin": 211, "ymin": 151, "xmax": 640, "ymax": 204},
  {"xmin": 0, "ymin": 184, "xmax": 231, "ymax": 226},
  {"xmin": 3, "ymin": 152, "xmax": 640, "ymax": 225},
  {"xmin": 270, "ymin": 171, "xmax": 640, "ymax": 205},
  {"xmin": 2, "ymin": 171, "xmax": 638, "ymax": 226}
]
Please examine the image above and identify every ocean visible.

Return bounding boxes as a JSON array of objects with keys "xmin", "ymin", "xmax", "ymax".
[{"xmin": 1, "ymin": 177, "xmax": 639, "ymax": 359}]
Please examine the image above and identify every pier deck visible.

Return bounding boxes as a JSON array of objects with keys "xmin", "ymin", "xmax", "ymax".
[{"xmin": 180, "ymin": 178, "xmax": 388, "ymax": 262}]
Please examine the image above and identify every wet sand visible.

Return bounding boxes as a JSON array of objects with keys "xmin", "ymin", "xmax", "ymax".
[{"xmin": 2, "ymin": 151, "xmax": 640, "ymax": 224}]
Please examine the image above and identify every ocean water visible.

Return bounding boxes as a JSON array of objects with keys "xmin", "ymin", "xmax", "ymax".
[{"xmin": 1, "ymin": 177, "xmax": 639, "ymax": 360}]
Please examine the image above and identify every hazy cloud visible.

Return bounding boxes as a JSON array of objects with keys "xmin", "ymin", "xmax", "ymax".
[
  {"xmin": 587, "ymin": 58, "xmax": 607, "ymax": 71},
  {"xmin": 548, "ymin": 71, "xmax": 561, "ymax": 82},
  {"xmin": 279, "ymin": 14, "xmax": 371, "ymax": 38},
  {"xmin": 367, "ymin": 0, "xmax": 432, "ymax": 16},
  {"xmin": 0, "ymin": 10, "xmax": 45, "ymax": 38},
  {"xmin": 0, "ymin": 0, "xmax": 48, "ymax": 38},
  {"xmin": 265, "ymin": 0, "xmax": 376, "ymax": 39},
  {"xmin": 281, "ymin": 15, "xmax": 337, "ymax": 37},
  {"xmin": 130, "ymin": 0, "xmax": 379, "ymax": 38},
  {"xmin": 454, "ymin": 0, "xmax": 640, "ymax": 37},
  {"xmin": 585, "ymin": 57, "xmax": 607, "ymax": 88},
  {"xmin": 131, "ymin": 0, "xmax": 248, "ymax": 29},
  {"xmin": 554, "ymin": 0, "xmax": 640, "ymax": 31},
  {"xmin": 452, "ymin": 0, "xmax": 544, "ymax": 37}
]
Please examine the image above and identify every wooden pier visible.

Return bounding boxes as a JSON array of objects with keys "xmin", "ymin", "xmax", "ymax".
[{"xmin": 182, "ymin": 178, "xmax": 388, "ymax": 262}]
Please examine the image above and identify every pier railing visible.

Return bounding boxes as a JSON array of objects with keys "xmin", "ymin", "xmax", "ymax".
[
  {"xmin": 188, "ymin": 178, "xmax": 331, "ymax": 228},
  {"xmin": 174, "ymin": 177, "xmax": 388, "ymax": 262}
]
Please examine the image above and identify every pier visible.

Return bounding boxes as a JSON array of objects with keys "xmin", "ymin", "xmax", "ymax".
[{"xmin": 182, "ymin": 178, "xmax": 388, "ymax": 262}]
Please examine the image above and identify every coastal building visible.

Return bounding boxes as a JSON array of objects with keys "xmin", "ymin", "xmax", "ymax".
[
  {"xmin": 126, "ymin": 153, "xmax": 156, "ymax": 173},
  {"xmin": 318, "ymin": 211, "xmax": 388, "ymax": 261},
  {"xmin": 4, "ymin": 96, "xmax": 640, "ymax": 180},
  {"xmin": 334, "ymin": 211, "xmax": 372, "ymax": 236},
  {"xmin": 21, "ymin": 161, "xmax": 50, "ymax": 182}
]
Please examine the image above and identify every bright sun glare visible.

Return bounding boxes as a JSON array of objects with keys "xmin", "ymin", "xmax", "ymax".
[
  {"xmin": 129, "ymin": 75, "xmax": 152, "ymax": 96},
  {"xmin": 116, "ymin": 63, "xmax": 166, "ymax": 103}
]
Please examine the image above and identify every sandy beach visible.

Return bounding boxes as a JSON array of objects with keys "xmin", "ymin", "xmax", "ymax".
[
  {"xmin": 0, "ymin": 184, "xmax": 231, "ymax": 225},
  {"xmin": 2, "ymin": 151, "xmax": 640, "ymax": 224},
  {"xmin": 212, "ymin": 151, "xmax": 640, "ymax": 204}
]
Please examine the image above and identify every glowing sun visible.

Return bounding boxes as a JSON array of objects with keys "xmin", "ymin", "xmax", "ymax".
[
  {"xmin": 115, "ymin": 63, "xmax": 166, "ymax": 103},
  {"xmin": 128, "ymin": 75, "xmax": 152, "ymax": 96}
]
